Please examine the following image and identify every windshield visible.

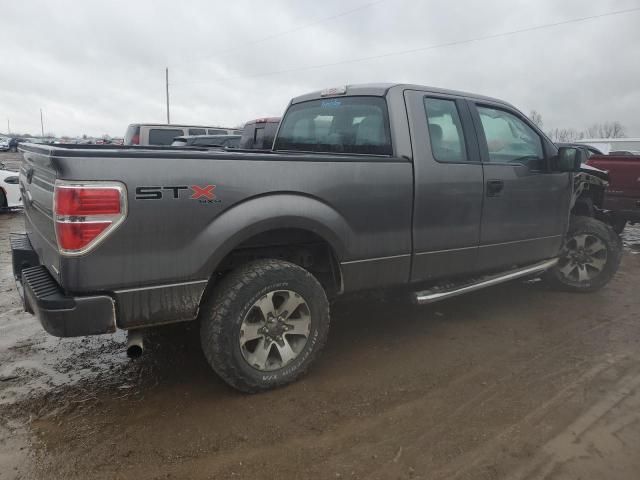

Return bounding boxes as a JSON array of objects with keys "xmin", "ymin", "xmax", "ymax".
[{"xmin": 274, "ymin": 96, "xmax": 392, "ymax": 155}]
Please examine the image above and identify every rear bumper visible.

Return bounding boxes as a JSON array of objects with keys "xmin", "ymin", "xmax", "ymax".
[{"xmin": 11, "ymin": 233, "xmax": 116, "ymax": 337}]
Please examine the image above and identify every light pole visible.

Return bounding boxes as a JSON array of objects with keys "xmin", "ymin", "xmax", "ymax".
[
  {"xmin": 40, "ymin": 109, "xmax": 45, "ymax": 137},
  {"xmin": 165, "ymin": 67, "xmax": 170, "ymax": 124}
]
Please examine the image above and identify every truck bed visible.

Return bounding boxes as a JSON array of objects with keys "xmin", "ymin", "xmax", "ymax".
[{"xmin": 18, "ymin": 143, "xmax": 414, "ymax": 328}]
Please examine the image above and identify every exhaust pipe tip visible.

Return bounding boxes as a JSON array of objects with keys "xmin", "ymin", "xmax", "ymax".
[{"xmin": 126, "ymin": 331, "xmax": 144, "ymax": 359}]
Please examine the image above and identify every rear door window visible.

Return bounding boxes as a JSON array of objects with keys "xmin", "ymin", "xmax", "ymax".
[
  {"xmin": 189, "ymin": 128, "xmax": 206, "ymax": 135},
  {"xmin": 424, "ymin": 97, "xmax": 469, "ymax": 163},
  {"xmin": 274, "ymin": 96, "xmax": 392, "ymax": 155},
  {"xmin": 148, "ymin": 128, "xmax": 185, "ymax": 145},
  {"xmin": 208, "ymin": 129, "xmax": 226, "ymax": 135}
]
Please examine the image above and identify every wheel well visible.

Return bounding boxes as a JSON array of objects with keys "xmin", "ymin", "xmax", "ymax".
[
  {"xmin": 572, "ymin": 195, "xmax": 594, "ymax": 217},
  {"xmin": 215, "ymin": 228, "xmax": 342, "ymax": 296}
]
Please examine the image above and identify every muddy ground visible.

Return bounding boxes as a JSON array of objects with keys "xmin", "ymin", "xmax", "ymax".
[{"xmin": 2, "ymin": 154, "xmax": 640, "ymax": 479}]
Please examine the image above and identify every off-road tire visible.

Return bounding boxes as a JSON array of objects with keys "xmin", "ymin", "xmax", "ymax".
[
  {"xmin": 199, "ymin": 259, "xmax": 330, "ymax": 393},
  {"xmin": 544, "ymin": 216, "xmax": 622, "ymax": 292}
]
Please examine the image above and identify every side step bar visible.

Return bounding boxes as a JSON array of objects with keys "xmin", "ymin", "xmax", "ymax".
[{"xmin": 413, "ymin": 258, "xmax": 558, "ymax": 305}]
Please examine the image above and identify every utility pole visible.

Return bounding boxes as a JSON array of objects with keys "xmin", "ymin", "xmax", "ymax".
[
  {"xmin": 165, "ymin": 67, "xmax": 170, "ymax": 124},
  {"xmin": 40, "ymin": 108, "xmax": 45, "ymax": 137},
  {"xmin": 7, "ymin": 119, "xmax": 9, "ymax": 134}
]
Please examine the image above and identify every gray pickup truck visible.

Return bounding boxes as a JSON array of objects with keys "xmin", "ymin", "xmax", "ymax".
[{"xmin": 12, "ymin": 83, "xmax": 621, "ymax": 392}]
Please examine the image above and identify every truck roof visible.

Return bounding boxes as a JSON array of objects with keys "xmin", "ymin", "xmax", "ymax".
[
  {"xmin": 127, "ymin": 123, "xmax": 236, "ymax": 129},
  {"xmin": 290, "ymin": 83, "xmax": 512, "ymax": 107}
]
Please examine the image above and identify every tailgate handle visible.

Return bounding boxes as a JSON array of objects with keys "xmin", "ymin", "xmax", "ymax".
[{"xmin": 486, "ymin": 180, "xmax": 504, "ymax": 197}]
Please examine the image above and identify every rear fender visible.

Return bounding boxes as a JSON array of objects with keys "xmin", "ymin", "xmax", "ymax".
[{"xmin": 196, "ymin": 193, "xmax": 351, "ymax": 278}]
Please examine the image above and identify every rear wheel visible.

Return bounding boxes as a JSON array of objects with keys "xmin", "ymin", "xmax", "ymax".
[
  {"xmin": 545, "ymin": 216, "xmax": 622, "ymax": 292},
  {"xmin": 0, "ymin": 190, "xmax": 6, "ymax": 209},
  {"xmin": 199, "ymin": 259, "xmax": 330, "ymax": 393}
]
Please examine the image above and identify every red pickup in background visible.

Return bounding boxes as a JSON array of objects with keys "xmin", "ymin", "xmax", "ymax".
[{"xmin": 587, "ymin": 153, "xmax": 640, "ymax": 233}]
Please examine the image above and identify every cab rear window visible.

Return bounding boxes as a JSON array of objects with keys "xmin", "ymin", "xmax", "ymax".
[{"xmin": 274, "ymin": 97, "xmax": 392, "ymax": 155}]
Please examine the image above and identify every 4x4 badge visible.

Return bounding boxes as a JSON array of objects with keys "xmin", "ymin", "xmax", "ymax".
[{"xmin": 191, "ymin": 185, "xmax": 215, "ymax": 200}]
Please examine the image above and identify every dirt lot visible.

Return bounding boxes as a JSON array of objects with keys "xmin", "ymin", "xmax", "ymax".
[{"xmin": 2, "ymin": 159, "xmax": 640, "ymax": 478}]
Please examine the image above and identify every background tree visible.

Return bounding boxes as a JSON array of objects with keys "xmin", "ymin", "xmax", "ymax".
[
  {"xmin": 529, "ymin": 110, "xmax": 543, "ymax": 129},
  {"xmin": 586, "ymin": 121, "xmax": 625, "ymax": 138}
]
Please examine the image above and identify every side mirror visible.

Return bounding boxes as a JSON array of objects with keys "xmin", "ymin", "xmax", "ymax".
[{"xmin": 553, "ymin": 146, "xmax": 585, "ymax": 172}]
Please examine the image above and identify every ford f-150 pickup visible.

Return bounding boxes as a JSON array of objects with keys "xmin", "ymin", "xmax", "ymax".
[{"xmin": 12, "ymin": 84, "xmax": 622, "ymax": 392}]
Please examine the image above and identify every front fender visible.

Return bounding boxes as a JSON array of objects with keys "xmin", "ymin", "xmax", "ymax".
[{"xmin": 194, "ymin": 193, "xmax": 352, "ymax": 278}]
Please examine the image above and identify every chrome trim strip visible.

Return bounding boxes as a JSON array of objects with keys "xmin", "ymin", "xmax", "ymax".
[
  {"xmin": 414, "ymin": 258, "xmax": 558, "ymax": 304},
  {"xmin": 477, "ymin": 235, "xmax": 561, "ymax": 249},
  {"xmin": 415, "ymin": 235, "xmax": 561, "ymax": 257},
  {"xmin": 114, "ymin": 280, "xmax": 209, "ymax": 294},
  {"xmin": 340, "ymin": 253, "xmax": 411, "ymax": 265},
  {"xmin": 415, "ymin": 245, "xmax": 477, "ymax": 256}
]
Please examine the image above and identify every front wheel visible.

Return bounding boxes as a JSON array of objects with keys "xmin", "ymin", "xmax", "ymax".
[
  {"xmin": 544, "ymin": 216, "xmax": 622, "ymax": 292},
  {"xmin": 199, "ymin": 259, "xmax": 330, "ymax": 393}
]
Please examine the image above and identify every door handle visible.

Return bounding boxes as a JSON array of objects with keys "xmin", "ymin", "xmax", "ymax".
[{"xmin": 486, "ymin": 180, "xmax": 504, "ymax": 197}]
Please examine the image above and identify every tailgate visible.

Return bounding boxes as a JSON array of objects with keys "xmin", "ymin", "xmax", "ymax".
[{"xmin": 19, "ymin": 145, "xmax": 61, "ymax": 280}]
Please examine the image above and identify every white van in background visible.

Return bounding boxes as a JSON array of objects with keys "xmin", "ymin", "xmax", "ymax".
[
  {"xmin": 578, "ymin": 138, "xmax": 640, "ymax": 155},
  {"xmin": 124, "ymin": 124, "xmax": 243, "ymax": 146}
]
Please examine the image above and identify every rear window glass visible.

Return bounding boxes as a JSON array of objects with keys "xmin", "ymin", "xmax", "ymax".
[
  {"xmin": 193, "ymin": 137, "xmax": 221, "ymax": 146},
  {"xmin": 208, "ymin": 129, "xmax": 226, "ymax": 135},
  {"xmin": 274, "ymin": 97, "xmax": 392, "ymax": 155},
  {"xmin": 189, "ymin": 128, "xmax": 206, "ymax": 135},
  {"xmin": 149, "ymin": 129, "xmax": 185, "ymax": 145}
]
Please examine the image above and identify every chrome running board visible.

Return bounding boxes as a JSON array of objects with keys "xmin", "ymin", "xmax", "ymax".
[{"xmin": 413, "ymin": 258, "xmax": 558, "ymax": 305}]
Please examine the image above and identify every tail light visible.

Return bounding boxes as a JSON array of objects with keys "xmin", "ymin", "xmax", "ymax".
[
  {"xmin": 53, "ymin": 181, "xmax": 127, "ymax": 255},
  {"xmin": 131, "ymin": 134, "xmax": 140, "ymax": 145}
]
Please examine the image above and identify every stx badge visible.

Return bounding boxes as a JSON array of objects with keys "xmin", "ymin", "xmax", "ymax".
[{"xmin": 135, "ymin": 185, "xmax": 220, "ymax": 204}]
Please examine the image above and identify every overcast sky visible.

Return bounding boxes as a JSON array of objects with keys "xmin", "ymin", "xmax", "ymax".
[{"xmin": 1, "ymin": 0, "xmax": 639, "ymax": 138}]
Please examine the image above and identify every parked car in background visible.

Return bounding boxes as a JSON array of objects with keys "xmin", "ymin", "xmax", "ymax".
[
  {"xmin": 0, "ymin": 168, "xmax": 21, "ymax": 209},
  {"xmin": 25, "ymin": 138, "xmax": 49, "ymax": 145},
  {"xmin": 8, "ymin": 137, "xmax": 25, "ymax": 152},
  {"xmin": 239, "ymin": 117, "xmax": 280, "ymax": 150},
  {"xmin": 171, "ymin": 134, "xmax": 241, "ymax": 148},
  {"xmin": 0, "ymin": 137, "xmax": 10, "ymax": 151},
  {"xmin": 578, "ymin": 138, "xmax": 640, "ymax": 155},
  {"xmin": 124, "ymin": 124, "xmax": 242, "ymax": 146},
  {"xmin": 587, "ymin": 152, "xmax": 640, "ymax": 233},
  {"xmin": 12, "ymin": 83, "xmax": 621, "ymax": 393}
]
